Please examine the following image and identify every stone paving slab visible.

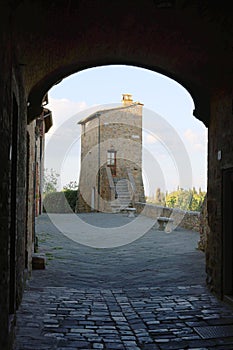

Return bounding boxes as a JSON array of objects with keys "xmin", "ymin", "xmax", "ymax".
[
  {"xmin": 15, "ymin": 286, "xmax": 233, "ymax": 349},
  {"xmin": 14, "ymin": 214, "xmax": 233, "ymax": 349},
  {"xmin": 29, "ymin": 213, "xmax": 206, "ymax": 289}
]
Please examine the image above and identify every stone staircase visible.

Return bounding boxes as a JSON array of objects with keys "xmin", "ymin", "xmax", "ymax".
[{"xmin": 110, "ymin": 178, "xmax": 132, "ymax": 213}]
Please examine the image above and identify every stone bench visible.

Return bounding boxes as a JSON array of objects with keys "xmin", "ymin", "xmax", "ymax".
[
  {"xmin": 157, "ymin": 216, "xmax": 174, "ymax": 231},
  {"xmin": 123, "ymin": 207, "xmax": 136, "ymax": 217}
]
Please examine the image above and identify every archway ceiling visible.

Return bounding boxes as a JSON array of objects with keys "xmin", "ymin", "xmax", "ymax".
[{"xmin": 12, "ymin": 1, "xmax": 233, "ymax": 125}]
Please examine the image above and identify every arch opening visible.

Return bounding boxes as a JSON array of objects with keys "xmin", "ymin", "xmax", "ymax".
[
  {"xmin": 38, "ymin": 64, "xmax": 207, "ymax": 289},
  {"xmin": 28, "ymin": 63, "xmax": 210, "ymax": 127}
]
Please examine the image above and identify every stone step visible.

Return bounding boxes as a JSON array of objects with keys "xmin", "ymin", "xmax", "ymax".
[
  {"xmin": 111, "ymin": 178, "xmax": 132, "ymax": 213},
  {"xmin": 111, "ymin": 199, "xmax": 131, "ymax": 205},
  {"xmin": 116, "ymin": 186, "xmax": 128, "ymax": 192},
  {"xmin": 117, "ymin": 194, "xmax": 131, "ymax": 198}
]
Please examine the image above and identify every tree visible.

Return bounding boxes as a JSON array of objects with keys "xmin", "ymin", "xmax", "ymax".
[
  {"xmin": 165, "ymin": 188, "xmax": 206, "ymax": 211},
  {"xmin": 43, "ymin": 168, "xmax": 60, "ymax": 194},
  {"xmin": 63, "ymin": 181, "xmax": 78, "ymax": 191},
  {"xmin": 155, "ymin": 188, "xmax": 162, "ymax": 204},
  {"xmin": 166, "ymin": 194, "xmax": 176, "ymax": 208},
  {"xmin": 152, "ymin": 188, "xmax": 166, "ymax": 206}
]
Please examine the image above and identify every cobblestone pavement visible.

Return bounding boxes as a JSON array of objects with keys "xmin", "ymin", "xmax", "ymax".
[
  {"xmin": 26, "ymin": 213, "xmax": 206, "ymax": 289},
  {"xmin": 14, "ymin": 214, "xmax": 233, "ymax": 349}
]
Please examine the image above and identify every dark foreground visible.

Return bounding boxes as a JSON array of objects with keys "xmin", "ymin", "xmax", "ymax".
[{"xmin": 14, "ymin": 214, "xmax": 233, "ymax": 349}]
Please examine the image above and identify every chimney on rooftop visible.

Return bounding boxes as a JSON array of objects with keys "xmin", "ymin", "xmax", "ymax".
[{"xmin": 122, "ymin": 93, "xmax": 133, "ymax": 106}]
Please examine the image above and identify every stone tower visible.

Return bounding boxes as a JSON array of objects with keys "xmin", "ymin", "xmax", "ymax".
[{"xmin": 76, "ymin": 94, "xmax": 145, "ymax": 212}]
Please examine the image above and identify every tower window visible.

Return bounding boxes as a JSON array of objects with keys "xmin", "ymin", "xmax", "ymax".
[{"xmin": 107, "ymin": 150, "xmax": 116, "ymax": 176}]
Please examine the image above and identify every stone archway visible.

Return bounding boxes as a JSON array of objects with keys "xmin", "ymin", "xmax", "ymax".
[
  {"xmin": 0, "ymin": 2, "xmax": 233, "ymax": 348},
  {"xmin": 12, "ymin": 0, "xmax": 233, "ymax": 299},
  {"xmin": 13, "ymin": 1, "xmax": 221, "ymax": 125}
]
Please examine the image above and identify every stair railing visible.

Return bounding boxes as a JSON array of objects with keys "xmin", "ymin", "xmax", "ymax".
[
  {"xmin": 126, "ymin": 168, "xmax": 139, "ymax": 206},
  {"xmin": 105, "ymin": 166, "xmax": 116, "ymax": 202}
]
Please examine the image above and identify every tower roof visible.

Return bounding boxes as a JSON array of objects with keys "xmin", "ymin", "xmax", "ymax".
[{"xmin": 78, "ymin": 95, "xmax": 143, "ymax": 125}]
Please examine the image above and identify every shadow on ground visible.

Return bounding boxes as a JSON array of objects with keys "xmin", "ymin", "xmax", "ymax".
[{"xmin": 32, "ymin": 213, "xmax": 206, "ymax": 289}]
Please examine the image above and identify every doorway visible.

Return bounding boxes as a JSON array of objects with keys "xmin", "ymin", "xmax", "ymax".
[{"xmin": 223, "ymin": 168, "xmax": 233, "ymax": 297}]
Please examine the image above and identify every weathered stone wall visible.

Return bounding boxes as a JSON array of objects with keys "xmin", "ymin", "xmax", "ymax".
[
  {"xmin": 0, "ymin": 12, "xmax": 13, "ymax": 349},
  {"xmin": 26, "ymin": 112, "xmax": 51, "ymax": 272},
  {"xmin": 198, "ymin": 195, "xmax": 209, "ymax": 252},
  {"xmin": 76, "ymin": 190, "xmax": 92, "ymax": 212},
  {"xmin": 100, "ymin": 167, "xmax": 112, "ymax": 203},
  {"xmin": 15, "ymin": 67, "xmax": 27, "ymax": 312},
  {"xmin": 43, "ymin": 191, "xmax": 77, "ymax": 213},
  {"xmin": 0, "ymin": 10, "xmax": 30, "ymax": 347},
  {"xmin": 206, "ymin": 90, "xmax": 233, "ymax": 297},
  {"xmin": 0, "ymin": 43, "xmax": 27, "ymax": 350},
  {"xmin": 76, "ymin": 103, "xmax": 145, "ymax": 212},
  {"xmin": 136, "ymin": 202, "xmax": 200, "ymax": 232},
  {"xmin": 26, "ymin": 122, "xmax": 36, "ymax": 273}
]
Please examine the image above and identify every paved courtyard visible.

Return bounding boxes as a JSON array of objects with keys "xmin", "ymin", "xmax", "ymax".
[{"xmin": 14, "ymin": 213, "xmax": 233, "ymax": 349}]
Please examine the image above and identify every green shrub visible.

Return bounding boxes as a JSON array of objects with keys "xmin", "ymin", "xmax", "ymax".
[{"xmin": 64, "ymin": 189, "xmax": 78, "ymax": 211}]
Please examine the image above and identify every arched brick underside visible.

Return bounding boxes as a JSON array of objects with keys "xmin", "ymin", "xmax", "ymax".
[
  {"xmin": 12, "ymin": 1, "xmax": 232, "ymax": 125},
  {"xmin": 27, "ymin": 61, "xmax": 210, "ymax": 125}
]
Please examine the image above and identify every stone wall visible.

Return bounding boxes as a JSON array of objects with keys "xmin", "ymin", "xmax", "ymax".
[
  {"xmin": 99, "ymin": 167, "xmax": 113, "ymax": 212},
  {"xmin": 0, "ymin": 36, "xmax": 28, "ymax": 348},
  {"xmin": 0, "ymin": 23, "xmax": 50, "ymax": 347},
  {"xmin": 206, "ymin": 90, "xmax": 233, "ymax": 297},
  {"xmin": 26, "ymin": 122, "xmax": 36, "ymax": 273},
  {"xmin": 198, "ymin": 195, "xmax": 209, "ymax": 252},
  {"xmin": 14, "ymin": 66, "xmax": 27, "ymax": 313},
  {"xmin": 26, "ymin": 109, "xmax": 51, "ymax": 274},
  {"xmin": 0, "ymin": 16, "xmax": 14, "ymax": 349},
  {"xmin": 76, "ymin": 190, "xmax": 92, "ymax": 213},
  {"xmin": 136, "ymin": 202, "xmax": 200, "ymax": 232}
]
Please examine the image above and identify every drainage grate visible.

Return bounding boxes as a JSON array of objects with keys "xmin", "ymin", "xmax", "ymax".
[{"xmin": 194, "ymin": 325, "xmax": 233, "ymax": 339}]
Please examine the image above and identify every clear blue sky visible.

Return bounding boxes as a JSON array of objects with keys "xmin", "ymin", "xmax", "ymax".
[{"xmin": 46, "ymin": 65, "xmax": 207, "ymax": 195}]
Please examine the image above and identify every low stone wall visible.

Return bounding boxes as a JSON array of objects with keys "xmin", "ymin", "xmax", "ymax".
[
  {"xmin": 75, "ymin": 190, "xmax": 91, "ymax": 213},
  {"xmin": 198, "ymin": 195, "xmax": 209, "ymax": 251},
  {"xmin": 43, "ymin": 191, "xmax": 78, "ymax": 213},
  {"xmin": 135, "ymin": 202, "xmax": 200, "ymax": 232}
]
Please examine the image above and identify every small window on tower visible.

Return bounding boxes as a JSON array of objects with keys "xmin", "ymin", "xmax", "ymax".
[
  {"xmin": 107, "ymin": 151, "xmax": 115, "ymax": 165},
  {"xmin": 107, "ymin": 150, "xmax": 117, "ymax": 176}
]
